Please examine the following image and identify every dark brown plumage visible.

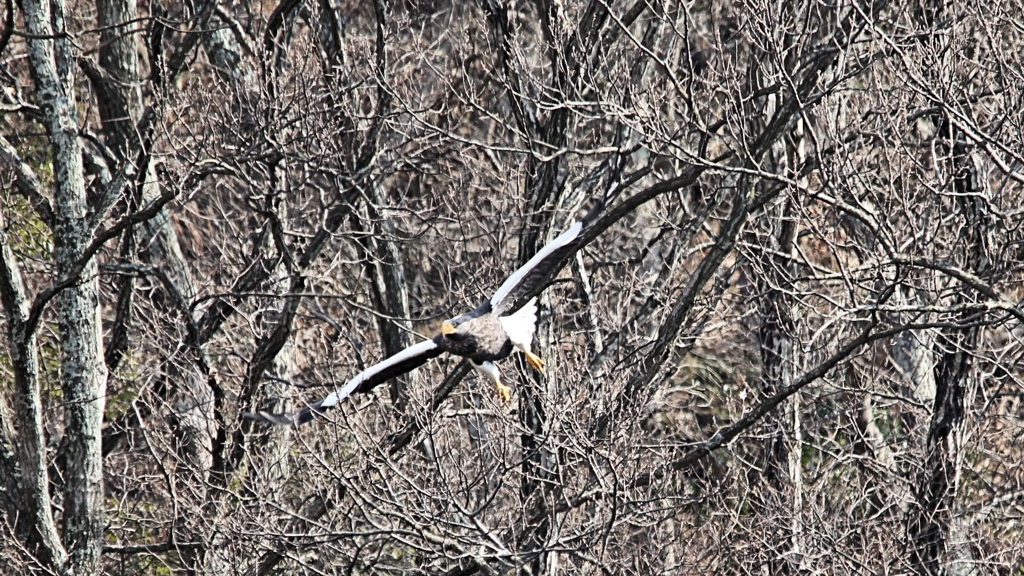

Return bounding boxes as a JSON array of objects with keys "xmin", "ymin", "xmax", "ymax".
[{"xmin": 440, "ymin": 315, "xmax": 514, "ymax": 362}]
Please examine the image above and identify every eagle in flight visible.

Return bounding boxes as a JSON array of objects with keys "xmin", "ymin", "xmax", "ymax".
[{"xmin": 245, "ymin": 196, "xmax": 607, "ymax": 426}]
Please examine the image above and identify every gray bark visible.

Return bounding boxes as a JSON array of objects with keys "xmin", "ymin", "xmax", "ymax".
[
  {"xmin": 203, "ymin": 9, "xmax": 257, "ymax": 88},
  {"xmin": 23, "ymin": 0, "xmax": 108, "ymax": 571},
  {"xmin": 95, "ymin": 0, "xmax": 139, "ymax": 157},
  {"xmin": 91, "ymin": 8, "xmax": 218, "ymax": 564},
  {"xmin": 478, "ymin": 0, "xmax": 595, "ymax": 567},
  {"xmin": 893, "ymin": 314, "xmax": 937, "ymax": 411},
  {"xmin": 755, "ymin": 105, "xmax": 808, "ymax": 572},
  {"xmin": 355, "ymin": 191, "xmax": 416, "ymax": 410},
  {"xmin": 0, "ymin": 212, "xmax": 67, "ymax": 571},
  {"xmin": 906, "ymin": 125, "xmax": 989, "ymax": 575},
  {"xmin": 226, "ymin": 165, "xmax": 295, "ymax": 576},
  {"xmin": 86, "ymin": 0, "xmax": 145, "ymax": 374},
  {"xmin": 756, "ymin": 193, "xmax": 802, "ymax": 573},
  {"xmin": 0, "ymin": 375, "xmax": 18, "ymax": 525},
  {"xmin": 572, "ymin": 251, "xmax": 603, "ymax": 357}
]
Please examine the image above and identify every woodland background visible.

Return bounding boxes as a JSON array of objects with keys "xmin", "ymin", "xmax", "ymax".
[{"xmin": 0, "ymin": 0, "xmax": 1023, "ymax": 573}]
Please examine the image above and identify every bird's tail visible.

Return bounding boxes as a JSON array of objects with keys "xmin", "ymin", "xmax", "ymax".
[{"xmin": 499, "ymin": 297, "xmax": 538, "ymax": 352}]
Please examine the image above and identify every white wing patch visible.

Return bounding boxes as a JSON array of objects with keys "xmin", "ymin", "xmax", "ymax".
[
  {"xmin": 471, "ymin": 360, "xmax": 502, "ymax": 385},
  {"xmin": 489, "ymin": 221, "xmax": 582, "ymax": 309},
  {"xmin": 499, "ymin": 298, "xmax": 537, "ymax": 353},
  {"xmin": 319, "ymin": 338, "xmax": 439, "ymax": 408}
]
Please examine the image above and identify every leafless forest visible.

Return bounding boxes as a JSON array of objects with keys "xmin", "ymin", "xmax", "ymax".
[{"xmin": 1, "ymin": 0, "xmax": 1023, "ymax": 573}]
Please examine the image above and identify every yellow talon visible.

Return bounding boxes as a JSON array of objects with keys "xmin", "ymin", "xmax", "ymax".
[
  {"xmin": 495, "ymin": 380, "xmax": 512, "ymax": 404},
  {"xmin": 524, "ymin": 350, "xmax": 545, "ymax": 373}
]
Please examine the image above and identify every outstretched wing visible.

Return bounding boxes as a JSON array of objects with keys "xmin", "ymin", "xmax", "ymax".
[
  {"xmin": 245, "ymin": 335, "xmax": 446, "ymax": 426},
  {"xmin": 488, "ymin": 196, "xmax": 607, "ymax": 315}
]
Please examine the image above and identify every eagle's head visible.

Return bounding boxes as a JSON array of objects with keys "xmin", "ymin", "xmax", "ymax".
[{"xmin": 439, "ymin": 320, "xmax": 463, "ymax": 339}]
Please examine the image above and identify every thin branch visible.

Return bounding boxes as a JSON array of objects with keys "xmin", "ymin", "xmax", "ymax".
[
  {"xmin": 386, "ymin": 361, "xmax": 473, "ymax": 457},
  {"xmin": 103, "ymin": 541, "xmax": 202, "ymax": 555},
  {"xmin": 892, "ymin": 255, "xmax": 1024, "ymax": 325},
  {"xmin": 25, "ymin": 178, "xmax": 171, "ymax": 335},
  {"xmin": 634, "ymin": 314, "xmax": 893, "ymax": 487}
]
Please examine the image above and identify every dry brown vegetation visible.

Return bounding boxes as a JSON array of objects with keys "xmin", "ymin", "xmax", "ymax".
[{"xmin": 1, "ymin": 0, "xmax": 1023, "ymax": 574}]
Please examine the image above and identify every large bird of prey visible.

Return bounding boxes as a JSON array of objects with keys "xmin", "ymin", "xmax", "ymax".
[{"xmin": 245, "ymin": 197, "xmax": 607, "ymax": 426}]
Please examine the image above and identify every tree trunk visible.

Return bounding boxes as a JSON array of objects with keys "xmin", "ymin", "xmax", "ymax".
[
  {"xmin": 756, "ymin": 192, "xmax": 801, "ymax": 574},
  {"xmin": 356, "ymin": 188, "xmax": 416, "ymax": 411},
  {"xmin": 23, "ymin": 0, "xmax": 108, "ymax": 570},
  {"xmin": 906, "ymin": 122, "xmax": 988, "ymax": 576},
  {"xmin": 95, "ymin": 0, "xmax": 139, "ymax": 157},
  {"xmin": 0, "ymin": 215, "xmax": 67, "ymax": 571}
]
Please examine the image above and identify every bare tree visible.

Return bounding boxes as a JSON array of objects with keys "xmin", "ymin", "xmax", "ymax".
[{"xmin": 0, "ymin": 0, "xmax": 1022, "ymax": 574}]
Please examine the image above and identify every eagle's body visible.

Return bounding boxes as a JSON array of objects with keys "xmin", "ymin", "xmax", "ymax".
[
  {"xmin": 443, "ymin": 315, "xmax": 514, "ymax": 361},
  {"xmin": 244, "ymin": 192, "xmax": 610, "ymax": 426},
  {"xmin": 439, "ymin": 301, "xmax": 541, "ymax": 401}
]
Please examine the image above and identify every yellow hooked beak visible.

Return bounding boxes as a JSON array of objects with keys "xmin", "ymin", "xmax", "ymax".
[{"xmin": 440, "ymin": 321, "xmax": 456, "ymax": 336}]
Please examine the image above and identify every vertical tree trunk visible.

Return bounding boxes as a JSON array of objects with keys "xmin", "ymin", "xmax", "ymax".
[
  {"xmin": 23, "ymin": 0, "xmax": 108, "ymax": 571},
  {"xmin": 87, "ymin": 0, "xmax": 137, "ymax": 373},
  {"xmin": 908, "ymin": 324, "xmax": 978, "ymax": 575},
  {"xmin": 756, "ymin": 193, "xmax": 801, "ymax": 575},
  {"xmin": 357, "ymin": 189, "xmax": 416, "ymax": 411},
  {"xmin": 906, "ymin": 122, "xmax": 988, "ymax": 576},
  {"xmin": 0, "ymin": 216, "xmax": 67, "ymax": 571},
  {"xmin": 95, "ymin": 0, "xmax": 139, "ymax": 157},
  {"xmin": 517, "ymin": 229, "xmax": 558, "ymax": 576}
]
